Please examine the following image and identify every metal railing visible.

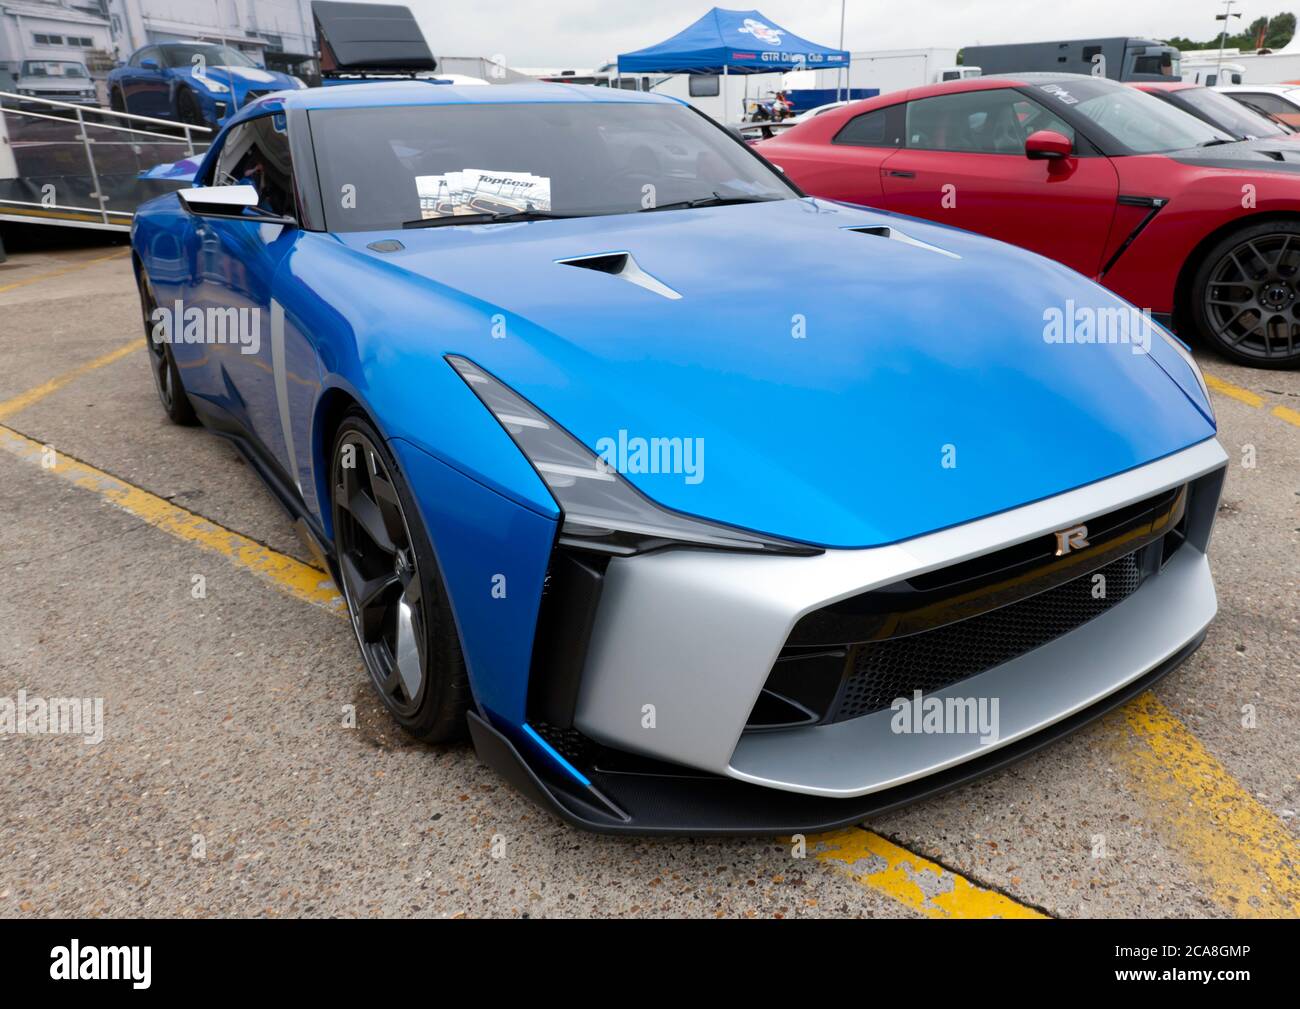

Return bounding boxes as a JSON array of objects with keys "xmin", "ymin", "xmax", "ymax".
[{"xmin": 0, "ymin": 91, "xmax": 212, "ymax": 229}]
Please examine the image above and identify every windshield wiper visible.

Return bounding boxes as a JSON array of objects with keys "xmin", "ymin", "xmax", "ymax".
[
  {"xmin": 1198, "ymin": 138, "xmax": 1237, "ymax": 148},
  {"xmin": 640, "ymin": 193, "xmax": 784, "ymax": 213},
  {"xmin": 402, "ymin": 208, "xmax": 577, "ymax": 229}
]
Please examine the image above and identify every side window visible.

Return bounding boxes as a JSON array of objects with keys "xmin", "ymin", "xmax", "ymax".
[
  {"xmin": 689, "ymin": 75, "xmax": 720, "ymax": 98},
  {"xmin": 906, "ymin": 89, "xmax": 1043, "ymax": 154},
  {"xmin": 135, "ymin": 47, "xmax": 159, "ymax": 67},
  {"xmin": 210, "ymin": 115, "xmax": 296, "ymax": 217},
  {"xmin": 833, "ymin": 106, "xmax": 903, "ymax": 147},
  {"xmin": 1010, "ymin": 97, "xmax": 1076, "ymax": 147},
  {"xmin": 1237, "ymin": 93, "xmax": 1291, "ymax": 115}
]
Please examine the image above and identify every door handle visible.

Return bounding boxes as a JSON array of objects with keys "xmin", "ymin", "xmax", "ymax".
[{"xmin": 887, "ymin": 169, "xmax": 916, "ymax": 178}]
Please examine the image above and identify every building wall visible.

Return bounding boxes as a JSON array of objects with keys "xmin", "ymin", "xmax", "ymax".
[
  {"xmin": 1, "ymin": 0, "xmax": 317, "ymax": 77},
  {"xmin": 0, "ymin": 2, "xmax": 115, "ymax": 77},
  {"xmin": 108, "ymin": 0, "xmax": 315, "ymax": 62}
]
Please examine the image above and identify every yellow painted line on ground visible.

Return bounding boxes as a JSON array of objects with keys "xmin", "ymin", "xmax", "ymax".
[
  {"xmin": 0, "ymin": 248, "xmax": 130, "ymax": 295},
  {"xmin": 0, "ymin": 339, "xmax": 144, "ymax": 421},
  {"xmin": 1107, "ymin": 691, "xmax": 1300, "ymax": 918},
  {"xmin": 1271, "ymin": 404, "xmax": 1300, "ymax": 429},
  {"xmin": 1203, "ymin": 373, "xmax": 1265, "ymax": 409},
  {"xmin": 0, "ymin": 205, "xmax": 128, "ymax": 225},
  {"xmin": 803, "ymin": 827, "xmax": 1049, "ymax": 918},
  {"xmin": 0, "ymin": 423, "xmax": 344, "ymax": 616}
]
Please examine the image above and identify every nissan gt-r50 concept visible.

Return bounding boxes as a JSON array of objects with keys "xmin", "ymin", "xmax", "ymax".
[{"xmin": 130, "ymin": 83, "xmax": 1227, "ymax": 833}]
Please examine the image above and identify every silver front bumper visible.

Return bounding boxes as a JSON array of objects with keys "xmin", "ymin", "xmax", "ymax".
[{"xmin": 573, "ymin": 438, "xmax": 1227, "ymax": 795}]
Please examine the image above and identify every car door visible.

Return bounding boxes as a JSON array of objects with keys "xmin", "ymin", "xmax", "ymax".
[
  {"xmin": 780, "ymin": 103, "xmax": 906, "ymax": 205},
  {"xmin": 877, "ymin": 88, "xmax": 1121, "ymax": 278},
  {"xmin": 125, "ymin": 47, "xmax": 168, "ymax": 117},
  {"xmin": 185, "ymin": 113, "xmax": 318, "ymax": 488}
]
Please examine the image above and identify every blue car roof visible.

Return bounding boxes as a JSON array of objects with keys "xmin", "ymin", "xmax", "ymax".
[{"xmin": 280, "ymin": 81, "xmax": 678, "ymax": 112}]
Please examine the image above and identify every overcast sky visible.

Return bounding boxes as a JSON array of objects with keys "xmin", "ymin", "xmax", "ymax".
[{"xmin": 403, "ymin": 1, "xmax": 1257, "ymax": 68}]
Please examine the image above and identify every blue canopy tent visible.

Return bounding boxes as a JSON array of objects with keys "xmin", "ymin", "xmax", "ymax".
[{"xmin": 616, "ymin": 8, "xmax": 850, "ymax": 122}]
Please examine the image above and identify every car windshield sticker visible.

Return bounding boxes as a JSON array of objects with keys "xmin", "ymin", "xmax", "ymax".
[
  {"xmin": 1040, "ymin": 83, "xmax": 1080, "ymax": 105},
  {"xmin": 416, "ymin": 169, "xmax": 552, "ymax": 218}
]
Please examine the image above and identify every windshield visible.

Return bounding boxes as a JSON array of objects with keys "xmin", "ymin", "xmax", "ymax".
[
  {"xmin": 1173, "ymin": 86, "xmax": 1288, "ymax": 139},
  {"xmin": 22, "ymin": 61, "xmax": 89, "ymax": 78},
  {"xmin": 1035, "ymin": 80, "xmax": 1234, "ymax": 153},
  {"xmin": 159, "ymin": 44, "xmax": 256, "ymax": 69},
  {"xmin": 310, "ymin": 102, "xmax": 796, "ymax": 232}
]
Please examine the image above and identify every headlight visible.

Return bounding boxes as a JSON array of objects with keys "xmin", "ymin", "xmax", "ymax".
[
  {"xmin": 1156, "ymin": 325, "xmax": 1214, "ymax": 423},
  {"xmin": 448, "ymin": 356, "xmax": 820, "ymax": 556},
  {"xmin": 193, "ymin": 74, "xmax": 228, "ymax": 94}
]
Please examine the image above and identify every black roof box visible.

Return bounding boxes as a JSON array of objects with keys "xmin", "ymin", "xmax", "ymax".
[{"xmin": 312, "ymin": 1, "xmax": 436, "ymax": 74}]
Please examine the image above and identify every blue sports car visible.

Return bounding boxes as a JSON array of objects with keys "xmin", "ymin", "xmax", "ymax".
[
  {"xmin": 130, "ymin": 82, "xmax": 1227, "ymax": 834},
  {"xmin": 109, "ymin": 41, "xmax": 303, "ymax": 131}
]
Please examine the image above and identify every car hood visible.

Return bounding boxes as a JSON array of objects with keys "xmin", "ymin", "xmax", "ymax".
[
  {"xmin": 338, "ymin": 199, "xmax": 1216, "ymax": 548},
  {"xmin": 1166, "ymin": 136, "xmax": 1300, "ymax": 172},
  {"xmin": 17, "ymin": 77, "xmax": 89, "ymax": 90},
  {"xmin": 203, "ymin": 65, "xmax": 298, "ymax": 97}
]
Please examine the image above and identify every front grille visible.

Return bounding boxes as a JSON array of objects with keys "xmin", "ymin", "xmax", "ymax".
[{"xmin": 829, "ymin": 551, "xmax": 1143, "ymax": 722}]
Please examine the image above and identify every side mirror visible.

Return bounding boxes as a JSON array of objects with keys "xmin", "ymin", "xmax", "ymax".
[
  {"xmin": 177, "ymin": 185, "xmax": 296, "ymax": 226},
  {"xmin": 140, "ymin": 57, "xmax": 161, "ymax": 71},
  {"xmin": 1025, "ymin": 130, "xmax": 1073, "ymax": 160}
]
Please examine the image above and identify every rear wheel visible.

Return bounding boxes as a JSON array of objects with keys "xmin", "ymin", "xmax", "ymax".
[
  {"xmin": 136, "ymin": 268, "xmax": 197, "ymax": 425},
  {"xmin": 331, "ymin": 414, "xmax": 470, "ymax": 742},
  {"xmin": 1190, "ymin": 221, "xmax": 1300, "ymax": 368}
]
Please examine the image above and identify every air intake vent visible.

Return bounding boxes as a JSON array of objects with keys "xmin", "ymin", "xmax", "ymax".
[
  {"xmin": 843, "ymin": 225, "xmax": 960, "ymax": 260},
  {"xmin": 556, "ymin": 252, "xmax": 682, "ymax": 299}
]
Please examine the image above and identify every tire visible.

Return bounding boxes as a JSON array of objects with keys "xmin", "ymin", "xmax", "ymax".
[
  {"xmin": 175, "ymin": 87, "xmax": 209, "ymax": 131},
  {"xmin": 331, "ymin": 413, "xmax": 471, "ymax": 742},
  {"xmin": 109, "ymin": 87, "xmax": 125, "ymax": 114},
  {"xmin": 1189, "ymin": 220, "xmax": 1300, "ymax": 368},
  {"xmin": 136, "ymin": 268, "xmax": 198, "ymax": 425}
]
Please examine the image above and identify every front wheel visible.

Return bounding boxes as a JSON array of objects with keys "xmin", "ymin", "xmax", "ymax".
[
  {"xmin": 331, "ymin": 414, "xmax": 471, "ymax": 742},
  {"xmin": 109, "ymin": 87, "xmax": 125, "ymax": 114},
  {"xmin": 175, "ymin": 88, "xmax": 209, "ymax": 131},
  {"xmin": 1189, "ymin": 221, "xmax": 1300, "ymax": 368}
]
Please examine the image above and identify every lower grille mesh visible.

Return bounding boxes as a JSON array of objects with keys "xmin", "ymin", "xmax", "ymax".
[{"xmin": 830, "ymin": 552, "xmax": 1143, "ymax": 723}]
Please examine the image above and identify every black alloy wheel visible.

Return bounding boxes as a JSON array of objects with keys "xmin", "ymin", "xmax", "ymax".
[
  {"xmin": 331, "ymin": 415, "xmax": 470, "ymax": 740},
  {"xmin": 175, "ymin": 88, "xmax": 209, "ymax": 131},
  {"xmin": 1192, "ymin": 221, "xmax": 1300, "ymax": 368}
]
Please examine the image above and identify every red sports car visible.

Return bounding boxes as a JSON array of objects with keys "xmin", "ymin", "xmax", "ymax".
[{"xmin": 759, "ymin": 73, "xmax": 1300, "ymax": 367}]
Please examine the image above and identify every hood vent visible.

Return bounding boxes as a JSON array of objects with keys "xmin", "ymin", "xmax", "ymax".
[
  {"xmin": 844, "ymin": 225, "xmax": 961, "ymax": 260},
  {"xmin": 556, "ymin": 252, "xmax": 682, "ymax": 300}
]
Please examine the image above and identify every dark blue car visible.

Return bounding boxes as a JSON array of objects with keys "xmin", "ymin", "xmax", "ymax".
[{"xmin": 109, "ymin": 41, "xmax": 303, "ymax": 130}]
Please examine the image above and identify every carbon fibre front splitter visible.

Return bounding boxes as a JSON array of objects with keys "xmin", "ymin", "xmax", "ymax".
[{"xmin": 466, "ymin": 631, "xmax": 1204, "ymax": 836}]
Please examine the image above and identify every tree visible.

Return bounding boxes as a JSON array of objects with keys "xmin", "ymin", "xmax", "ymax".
[{"xmin": 1164, "ymin": 10, "xmax": 1295, "ymax": 51}]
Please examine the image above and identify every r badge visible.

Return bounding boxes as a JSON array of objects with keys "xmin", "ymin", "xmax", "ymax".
[{"xmin": 1054, "ymin": 524, "xmax": 1090, "ymax": 556}]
